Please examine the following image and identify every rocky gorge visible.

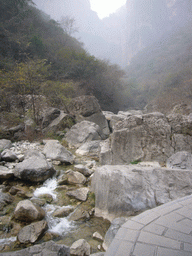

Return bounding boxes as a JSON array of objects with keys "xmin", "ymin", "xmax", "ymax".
[{"xmin": 0, "ymin": 95, "xmax": 192, "ymax": 255}]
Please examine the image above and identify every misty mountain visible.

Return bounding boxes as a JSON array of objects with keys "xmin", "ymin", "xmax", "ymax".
[
  {"xmin": 32, "ymin": 0, "xmax": 192, "ymax": 68},
  {"xmin": 123, "ymin": 19, "xmax": 192, "ymax": 113},
  {"xmin": 125, "ymin": 0, "xmax": 192, "ymax": 64},
  {"xmin": 32, "ymin": 0, "xmax": 127, "ymax": 66}
]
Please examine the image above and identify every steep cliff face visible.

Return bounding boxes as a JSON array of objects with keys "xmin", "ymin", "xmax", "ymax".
[
  {"xmin": 125, "ymin": 0, "xmax": 192, "ymax": 64},
  {"xmin": 167, "ymin": 0, "xmax": 192, "ymax": 26},
  {"xmin": 33, "ymin": 0, "xmax": 100, "ymax": 33},
  {"xmin": 125, "ymin": 0, "xmax": 169, "ymax": 63},
  {"xmin": 33, "ymin": 0, "xmax": 124, "ymax": 65},
  {"xmin": 33, "ymin": 0, "xmax": 192, "ymax": 66}
]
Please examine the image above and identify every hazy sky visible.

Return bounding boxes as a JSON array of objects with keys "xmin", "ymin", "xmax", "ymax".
[{"xmin": 90, "ymin": 0, "xmax": 127, "ymax": 19}]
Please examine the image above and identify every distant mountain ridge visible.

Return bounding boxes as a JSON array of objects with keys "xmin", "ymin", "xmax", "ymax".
[{"xmin": 33, "ymin": 0, "xmax": 192, "ymax": 66}]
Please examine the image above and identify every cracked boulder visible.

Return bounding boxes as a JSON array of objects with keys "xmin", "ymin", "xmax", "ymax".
[
  {"xmin": 102, "ymin": 112, "xmax": 173, "ymax": 165},
  {"xmin": 167, "ymin": 151, "xmax": 192, "ymax": 169},
  {"xmin": 43, "ymin": 140, "xmax": 74, "ymax": 164},
  {"xmin": 65, "ymin": 121, "xmax": 102, "ymax": 148},
  {"xmin": 14, "ymin": 200, "xmax": 45, "ymax": 223},
  {"xmin": 91, "ymin": 165, "xmax": 192, "ymax": 221},
  {"xmin": 17, "ymin": 220, "xmax": 48, "ymax": 244},
  {"xmin": 14, "ymin": 154, "xmax": 55, "ymax": 182},
  {"xmin": 67, "ymin": 95, "xmax": 110, "ymax": 139}
]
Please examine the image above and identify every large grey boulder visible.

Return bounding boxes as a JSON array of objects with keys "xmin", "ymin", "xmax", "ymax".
[
  {"xmin": 24, "ymin": 149, "xmax": 45, "ymax": 159},
  {"xmin": 1, "ymin": 149, "xmax": 17, "ymax": 162},
  {"xmin": 43, "ymin": 140, "xmax": 74, "ymax": 164},
  {"xmin": 0, "ymin": 192, "xmax": 13, "ymax": 210},
  {"xmin": 0, "ymin": 240, "xmax": 70, "ymax": 256},
  {"xmin": 171, "ymin": 133, "xmax": 192, "ymax": 152},
  {"xmin": 41, "ymin": 107, "xmax": 61, "ymax": 128},
  {"xmin": 17, "ymin": 220, "xmax": 48, "ymax": 244},
  {"xmin": 101, "ymin": 112, "xmax": 174, "ymax": 165},
  {"xmin": 91, "ymin": 165, "xmax": 192, "ymax": 221},
  {"xmin": 0, "ymin": 166, "xmax": 14, "ymax": 180},
  {"xmin": 76, "ymin": 141, "xmax": 101, "ymax": 158},
  {"xmin": 74, "ymin": 164, "xmax": 94, "ymax": 177},
  {"xmin": 14, "ymin": 200, "xmax": 45, "ymax": 223},
  {"xmin": 68, "ymin": 95, "xmax": 101, "ymax": 117},
  {"xmin": 14, "ymin": 154, "xmax": 55, "ymax": 182},
  {"xmin": 90, "ymin": 253, "xmax": 105, "ymax": 256},
  {"xmin": 118, "ymin": 110, "xmax": 143, "ymax": 116},
  {"xmin": 43, "ymin": 110, "xmax": 75, "ymax": 133},
  {"xmin": 0, "ymin": 139, "xmax": 12, "ymax": 151},
  {"xmin": 68, "ymin": 96, "xmax": 110, "ymax": 139},
  {"xmin": 65, "ymin": 121, "xmax": 102, "ymax": 148},
  {"xmin": 70, "ymin": 239, "xmax": 90, "ymax": 256},
  {"xmin": 167, "ymin": 151, "xmax": 192, "ymax": 169},
  {"xmin": 67, "ymin": 170, "xmax": 86, "ymax": 185},
  {"xmin": 167, "ymin": 113, "xmax": 192, "ymax": 135},
  {"xmin": 67, "ymin": 187, "xmax": 89, "ymax": 201},
  {"xmin": 85, "ymin": 112, "xmax": 110, "ymax": 139},
  {"xmin": 99, "ymin": 139, "xmax": 112, "ymax": 165}
]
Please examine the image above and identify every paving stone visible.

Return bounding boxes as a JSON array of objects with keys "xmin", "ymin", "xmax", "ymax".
[
  {"xmin": 164, "ymin": 228, "xmax": 192, "ymax": 244},
  {"xmin": 143, "ymin": 223, "xmax": 166, "ymax": 236},
  {"xmin": 175, "ymin": 206, "xmax": 192, "ymax": 220},
  {"xmin": 105, "ymin": 195, "xmax": 192, "ymax": 256},
  {"xmin": 105, "ymin": 238, "xmax": 121, "ymax": 256},
  {"xmin": 112, "ymin": 240, "xmax": 134, "ymax": 256},
  {"xmin": 132, "ymin": 242, "xmax": 157, "ymax": 256},
  {"xmin": 133, "ymin": 211, "xmax": 160, "ymax": 225},
  {"xmin": 178, "ymin": 196, "xmax": 192, "ymax": 206},
  {"xmin": 121, "ymin": 220, "xmax": 144, "ymax": 230},
  {"xmin": 154, "ymin": 212, "xmax": 192, "ymax": 234},
  {"xmin": 184, "ymin": 243, "xmax": 192, "ymax": 252},
  {"xmin": 157, "ymin": 247, "xmax": 192, "ymax": 256},
  {"xmin": 115, "ymin": 227, "xmax": 140, "ymax": 242},
  {"xmin": 138, "ymin": 231, "xmax": 181, "ymax": 249},
  {"xmin": 154, "ymin": 203, "xmax": 182, "ymax": 216}
]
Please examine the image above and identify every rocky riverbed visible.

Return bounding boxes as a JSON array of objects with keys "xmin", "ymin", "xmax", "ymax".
[
  {"xmin": 0, "ymin": 139, "xmax": 110, "ymax": 255},
  {"xmin": 0, "ymin": 96, "xmax": 192, "ymax": 256}
]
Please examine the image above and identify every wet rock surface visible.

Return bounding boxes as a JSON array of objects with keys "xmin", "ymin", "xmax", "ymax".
[
  {"xmin": 167, "ymin": 151, "xmax": 192, "ymax": 169},
  {"xmin": 43, "ymin": 140, "xmax": 74, "ymax": 164},
  {"xmin": 0, "ymin": 240, "xmax": 70, "ymax": 256},
  {"xmin": 14, "ymin": 155, "xmax": 55, "ymax": 183},
  {"xmin": 66, "ymin": 187, "xmax": 90, "ymax": 202},
  {"xmin": 0, "ymin": 192, "xmax": 14, "ymax": 211},
  {"xmin": 0, "ymin": 103, "xmax": 192, "ymax": 255},
  {"xmin": 14, "ymin": 200, "xmax": 45, "ymax": 223},
  {"xmin": 17, "ymin": 220, "xmax": 48, "ymax": 244},
  {"xmin": 65, "ymin": 121, "xmax": 102, "ymax": 148},
  {"xmin": 70, "ymin": 239, "xmax": 91, "ymax": 256}
]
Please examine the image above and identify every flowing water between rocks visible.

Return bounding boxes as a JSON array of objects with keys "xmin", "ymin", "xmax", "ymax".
[
  {"xmin": 32, "ymin": 176, "xmax": 110, "ymax": 252},
  {"xmin": 0, "ymin": 168, "xmax": 110, "ymax": 254},
  {"xmin": 0, "ymin": 140, "xmax": 111, "ymax": 253}
]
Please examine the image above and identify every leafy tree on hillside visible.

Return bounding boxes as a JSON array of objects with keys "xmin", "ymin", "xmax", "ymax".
[
  {"xmin": 0, "ymin": 0, "xmax": 33, "ymax": 22},
  {"xmin": 0, "ymin": 58, "xmax": 49, "ymax": 122}
]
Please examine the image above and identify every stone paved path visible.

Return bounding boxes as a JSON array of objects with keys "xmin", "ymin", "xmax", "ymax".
[{"xmin": 105, "ymin": 195, "xmax": 192, "ymax": 256}]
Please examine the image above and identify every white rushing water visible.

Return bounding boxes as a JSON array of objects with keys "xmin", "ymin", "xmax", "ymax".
[
  {"xmin": 33, "ymin": 177, "xmax": 58, "ymax": 200},
  {"xmin": 0, "ymin": 237, "xmax": 17, "ymax": 245},
  {"xmin": 33, "ymin": 177, "xmax": 75, "ymax": 236},
  {"xmin": 44, "ymin": 204, "xmax": 75, "ymax": 236}
]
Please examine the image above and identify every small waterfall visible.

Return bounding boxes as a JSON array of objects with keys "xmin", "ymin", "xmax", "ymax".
[
  {"xmin": 0, "ymin": 237, "xmax": 17, "ymax": 245},
  {"xmin": 33, "ymin": 177, "xmax": 75, "ymax": 236},
  {"xmin": 44, "ymin": 204, "xmax": 75, "ymax": 236},
  {"xmin": 33, "ymin": 177, "xmax": 58, "ymax": 200}
]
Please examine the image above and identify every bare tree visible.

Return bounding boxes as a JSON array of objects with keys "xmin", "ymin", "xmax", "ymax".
[{"xmin": 60, "ymin": 16, "xmax": 78, "ymax": 36}]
